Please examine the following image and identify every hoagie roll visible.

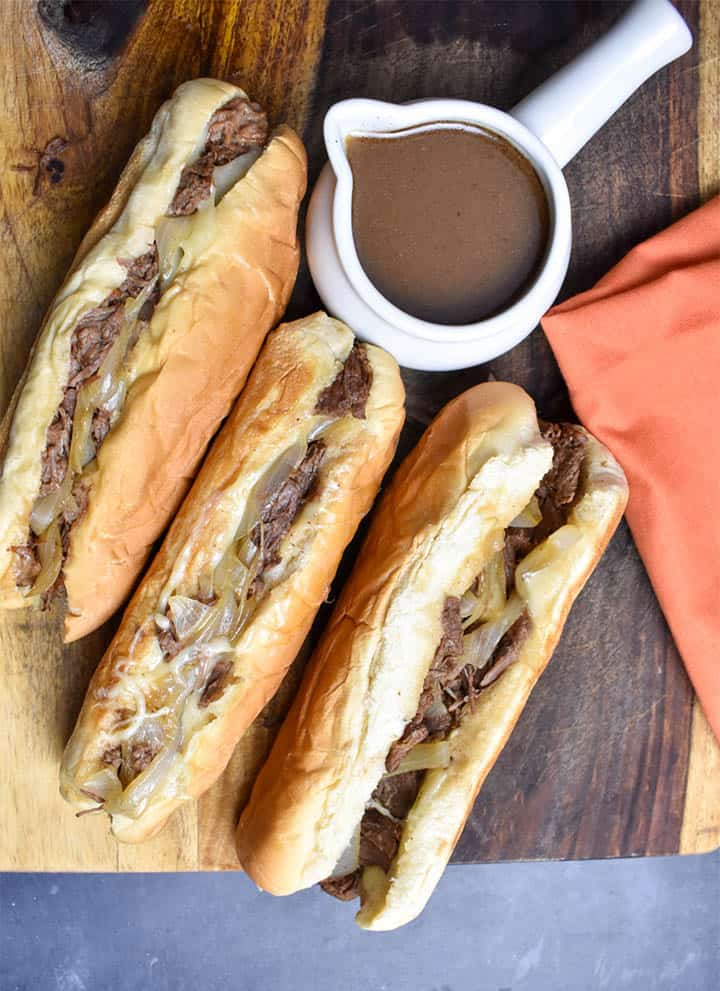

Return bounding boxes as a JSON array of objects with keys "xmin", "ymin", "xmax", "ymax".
[
  {"xmin": 60, "ymin": 313, "xmax": 405, "ymax": 842},
  {"xmin": 236, "ymin": 382, "xmax": 628, "ymax": 929},
  {"xmin": 0, "ymin": 78, "xmax": 306, "ymax": 640}
]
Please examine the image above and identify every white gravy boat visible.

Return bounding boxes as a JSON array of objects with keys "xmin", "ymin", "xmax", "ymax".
[{"xmin": 306, "ymin": 0, "xmax": 692, "ymax": 371}]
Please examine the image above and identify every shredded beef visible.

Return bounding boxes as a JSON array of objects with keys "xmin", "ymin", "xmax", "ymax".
[
  {"xmin": 250, "ymin": 441, "xmax": 326, "ymax": 595},
  {"xmin": 358, "ymin": 808, "xmax": 402, "ymax": 874},
  {"xmin": 373, "ymin": 771, "xmax": 423, "ymax": 819},
  {"xmin": 168, "ymin": 97, "xmax": 268, "ymax": 217},
  {"xmin": 205, "ymin": 97, "xmax": 268, "ymax": 165},
  {"xmin": 90, "ymin": 408, "xmax": 112, "ymax": 447},
  {"xmin": 428, "ymin": 597, "xmax": 464, "ymax": 678},
  {"xmin": 102, "ymin": 738, "xmax": 158, "ymax": 785},
  {"xmin": 537, "ymin": 421, "xmax": 587, "ymax": 532},
  {"xmin": 127, "ymin": 741, "xmax": 159, "ymax": 776},
  {"xmin": 167, "ymin": 156, "xmax": 215, "ymax": 217},
  {"xmin": 12, "ymin": 541, "xmax": 41, "ymax": 587},
  {"xmin": 315, "ymin": 344, "xmax": 373, "ymax": 420},
  {"xmin": 101, "ymin": 745, "xmax": 122, "ymax": 770},
  {"xmin": 503, "ymin": 526, "xmax": 535, "ymax": 595},
  {"xmin": 386, "ymin": 597, "xmax": 463, "ymax": 772},
  {"xmin": 68, "ymin": 248, "xmax": 159, "ymax": 391},
  {"xmin": 39, "ymin": 247, "xmax": 158, "ymax": 498},
  {"xmin": 35, "ymin": 481, "xmax": 89, "ymax": 607},
  {"xmin": 199, "ymin": 659, "xmax": 233, "ymax": 708},
  {"xmin": 320, "ymin": 870, "xmax": 362, "ymax": 901},
  {"xmin": 158, "ymin": 625, "xmax": 181, "ymax": 660},
  {"xmin": 323, "ymin": 772, "xmax": 425, "ymax": 900},
  {"xmin": 40, "ymin": 388, "xmax": 76, "ymax": 496},
  {"xmin": 479, "ymin": 611, "xmax": 533, "ymax": 687}
]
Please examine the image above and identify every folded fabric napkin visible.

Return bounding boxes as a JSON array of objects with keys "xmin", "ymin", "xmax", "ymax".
[{"xmin": 542, "ymin": 196, "xmax": 720, "ymax": 742}]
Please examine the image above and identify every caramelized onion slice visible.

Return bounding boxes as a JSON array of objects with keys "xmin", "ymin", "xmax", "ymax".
[
  {"xmin": 510, "ymin": 495, "xmax": 542, "ymax": 529},
  {"xmin": 515, "ymin": 525, "xmax": 582, "ymax": 607},
  {"xmin": 104, "ymin": 640, "xmax": 231, "ymax": 818},
  {"xmin": 29, "ymin": 469, "xmax": 74, "ymax": 535},
  {"xmin": 28, "ymin": 521, "xmax": 63, "ymax": 596},
  {"xmin": 167, "ymin": 590, "xmax": 238, "ymax": 647},
  {"xmin": 213, "ymin": 148, "xmax": 262, "ymax": 202},
  {"xmin": 462, "ymin": 594, "xmax": 525, "ymax": 672},
  {"xmin": 156, "ymin": 195, "xmax": 215, "ymax": 289},
  {"xmin": 68, "ymin": 288, "xmax": 150, "ymax": 476},
  {"xmin": 390, "ymin": 740, "xmax": 450, "ymax": 775},
  {"xmin": 167, "ymin": 595, "xmax": 214, "ymax": 641},
  {"xmin": 461, "ymin": 549, "xmax": 506, "ymax": 629}
]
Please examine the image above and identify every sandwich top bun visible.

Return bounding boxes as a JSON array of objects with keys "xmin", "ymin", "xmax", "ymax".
[
  {"xmin": 0, "ymin": 79, "xmax": 306, "ymax": 641},
  {"xmin": 236, "ymin": 383, "xmax": 555, "ymax": 894}
]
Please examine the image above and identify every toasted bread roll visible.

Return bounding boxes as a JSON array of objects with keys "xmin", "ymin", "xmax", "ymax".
[
  {"xmin": 0, "ymin": 78, "xmax": 306, "ymax": 641},
  {"xmin": 236, "ymin": 384, "xmax": 628, "ymax": 930},
  {"xmin": 60, "ymin": 312, "xmax": 405, "ymax": 843}
]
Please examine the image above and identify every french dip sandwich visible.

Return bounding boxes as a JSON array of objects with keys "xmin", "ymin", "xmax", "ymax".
[
  {"xmin": 236, "ymin": 382, "xmax": 628, "ymax": 929},
  {"xmin": 0, "ymin": 78, "xmax": 306, "ymax": 641},
  {"xmin": 60, "ymin": 313, "xmax": 405, "ymax": 842}
]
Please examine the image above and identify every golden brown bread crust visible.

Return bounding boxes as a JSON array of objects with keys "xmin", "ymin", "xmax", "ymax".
[
  {"xmin": 235, "ymin": 388, "xmax": 628, "ymax": 927},
  {"xmin": 60, "ymin": 313, "xmax": 405, "ymax": 843},
  {"xmin": 0, "ymin": 79, "xmax": 306, "ymax": 640},
  {"xmin": 235, "ymin": 383, "xmax": 555, "ymax": 893}
]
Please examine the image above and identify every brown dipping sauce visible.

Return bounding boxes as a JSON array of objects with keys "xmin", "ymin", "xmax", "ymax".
[{"xmin": 347, "ymin": 125, "xmax": 550, "ymax": 325}]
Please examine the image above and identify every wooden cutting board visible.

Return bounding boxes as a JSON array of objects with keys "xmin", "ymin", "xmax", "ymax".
[{"xmin": 1, "ymin": 0, "xmax": 718, "ymax": 872}]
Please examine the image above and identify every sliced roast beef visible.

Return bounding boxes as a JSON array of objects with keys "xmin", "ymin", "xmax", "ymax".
[
  {"xmin": 479, "ymin": 610, "xmax": 533, "ymax": 687},
  {"xmin": 323, "ymin": 772, "xmax": 424, "ymax": 901},
  {"xmin": 90, "ymin": 408, "xmax": 112, "ymax": 447},
  {"xmin": 69, "ymin": 248, "xmax": 159, "ymax": 392},
  {"xmin": 386, "ymin": 597, "xmax": 463, "ymax": 772},
  {"xmin": 166, "ymin": 157, "xmax": 215, "ymax": 218},
  {"xmin": 205, "ymin": 97, "xmax": 268, "ymax": 165},
  {"xmin": 158, "ymin": 626, "xmax": 182, "ymax": 660},
  {"xmin": 168, "ymin": 98, "xmax": 268, "ymax": 217},
  {"xmin": 11, "ymin": 541, "xmax": 41, "ymax": 587},
  {"xmin": 127, "ymin": 741, "xmax": 158, "ymax": 775},
  {"xmin": 315, "ymin": 343, "xmax": 373, "ymax": 419},
  {"xmin": 39, "ymin": 247, "xmax": 159, "ymax": 499},
  {"xmin": 198, "ymin": 658, "xmax": 233, "ymax": 708},
  {"xmin": 503, "ymin": 526, "xmax": 535, "ymax": 594},
  {"xmin": 250, "ymin": 440, "xmax": 326, "ymax": 595},
  {"xmin": 101, "ymin": 745, "xmax": 122, "ymax": 770},
  {"xmin": 320, "ymin": 869, "xmax": 362, "ymax": 901},
  {"xmin": 537, "ymin": 421, "xmax": 587, "ymax": 531},
  {"xmin": 358, "ymin": 808, "xmax": 402, "ymax": 874},
  {"xmin": 40, "ymin": 388, "xmax": 76, "ymax": 496},
  {"xmin": 373, "ymin": 771, "xmax": 423, "ymax": 819}
]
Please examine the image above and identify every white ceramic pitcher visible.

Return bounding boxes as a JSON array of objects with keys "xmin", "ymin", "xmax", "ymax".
[{"xmin": 305, "ymin": 0, "xmax": 692, "ymax": 371}]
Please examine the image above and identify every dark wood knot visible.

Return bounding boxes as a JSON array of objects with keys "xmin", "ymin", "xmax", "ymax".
[{"xmin": 37, "ymin": 0, "xmax": 148, "ymax": 70}]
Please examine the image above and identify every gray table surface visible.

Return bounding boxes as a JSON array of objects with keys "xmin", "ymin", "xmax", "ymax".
[{"xmin": 2, "ymin": 851, "xmax": 718, "ymax": 990}]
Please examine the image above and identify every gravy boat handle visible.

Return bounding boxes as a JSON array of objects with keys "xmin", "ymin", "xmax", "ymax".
[{"xmin": 511, "ymin": 0, "xmax": 692, "ymax": 169}]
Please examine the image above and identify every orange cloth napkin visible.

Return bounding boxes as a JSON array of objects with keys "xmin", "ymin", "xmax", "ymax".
[{"xmin": 542, "ymin": 196, "xmax": 720, "ymax": 742}]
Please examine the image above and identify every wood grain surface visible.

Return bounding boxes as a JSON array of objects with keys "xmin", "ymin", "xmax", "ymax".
[{"xmin": 0, "ymin": 0, "xmax": 717, "ymax": 872}]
